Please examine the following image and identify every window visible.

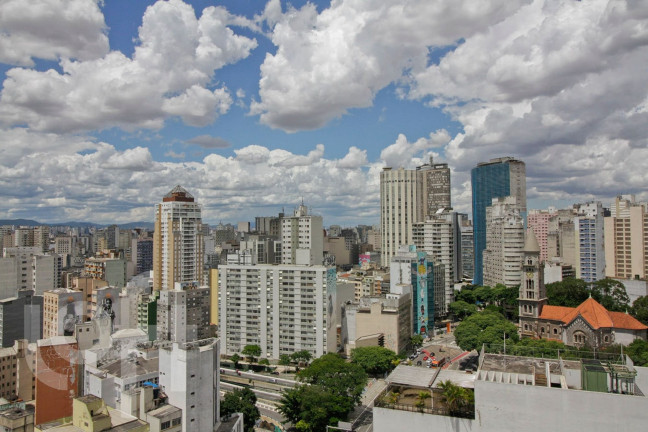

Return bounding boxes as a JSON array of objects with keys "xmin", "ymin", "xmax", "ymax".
[
  {"xmin": 553, "ymin": 328, "xmax": 558, "ymax": 335},
  {"xmin": 161, "ymin": 421, "xmax": 171, "ymax": 430}
]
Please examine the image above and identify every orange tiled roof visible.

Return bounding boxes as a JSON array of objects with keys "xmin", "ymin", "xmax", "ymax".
[
  {"xmin": 539, "ymin": 298, "xmax": 648, "ymax": 331},
  {"xmin": 538, "ymin": 305, "xmax": 574, "ymax": 322},
  {"xmin": 608, "ymin": 311, "xmax": 648, "ymax": 331}
]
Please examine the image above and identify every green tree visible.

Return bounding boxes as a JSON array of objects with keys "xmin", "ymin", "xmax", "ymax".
[
  {"xmin": 279, "ymin": 354, "xmax": 292, "ymax": 366},
  {"xmin": 278, "ymin": 354, "xmax": 367, "ymax": 431},
  {"xmin": 242, "ymin": 344, "xmax": 262, "ymax": 363},
  {"xmin": 632, "ymin": 295, "xmax": 648, "ymax": 325},
  {"xmin": 473, "ymin": 286, "xmax": 494, "ymax": 305},
  {"xmin": 291, "ymin": 350, "xmax": 313, "ymax": 366},
  {"xmin": 455, "ymin": 287, "xmax": 476, "ymax": 304},
  {"xmin": 453, "ymin": 310, "xmax": 519, "ymax": 352},
  {"xmin": 437, "ymin": 380, "xmax": 473, "ymax": 416},
  {"xmin": 350, "ymin": 346, "xmax": 398, "ymax": 376},
  {"xmin": 410, "ymin": 334, "xmax": 424, "ymax": 347},
  {"xmin": 546, "ymin": 279, "xmax": 590, "ymax": 307},
  {"xmin": 449, "ymin": 300, "xmax": 478, "ymax": 320},
  {"xmin": 492, "ymin": 284, "xmax": 520, "ymax": 320},
  {"xmin": 258, "ymin": 358, "xmax": 270, "ymax": 371},
  {"xmin": 591, "ymin": 279, "xmax": 630, "ymax": 312},
  {"xmin": 220, "ymin": 388, "xmax": 260, "ymax": 432},
  {"xmin": 415, "ymin": 391, "xmax": 431, "ymax": 411},
  {"xmin": 230, "ymin": 353, "xmax": 241, "ymax": 368},
  {"xmin": 626, "ymin": 339, "xmax": 648, "ymax": 366}
]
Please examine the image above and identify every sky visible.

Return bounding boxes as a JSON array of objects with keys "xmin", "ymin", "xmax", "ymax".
[{"xmin": 0, "ymin": 0, "xmax": 647, "ymax": 227}]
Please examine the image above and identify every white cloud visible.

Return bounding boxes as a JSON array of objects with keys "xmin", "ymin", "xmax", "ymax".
[
  {"xmin": 251, "ymin": 0, "xmax": 527, "ymax": 131},
  {"xmin": 380, "ymin": 131, "xmax": 450, "ymax": 169},
  {"xmin": 186, "ymin": 135, "xmax": 231, "ymax": 149},
  {"xmin": 0, "ymin": 0, "xmax": 257, "ymax": 133},
  {"xmin": 0, "ymin": 0, "xmax": 109, "ymax": 66}
]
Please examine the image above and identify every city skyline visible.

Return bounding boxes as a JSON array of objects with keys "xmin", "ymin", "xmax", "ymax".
[{"xmin": 1, "ymin": 0, "xmax": 647, "ymax": 226}]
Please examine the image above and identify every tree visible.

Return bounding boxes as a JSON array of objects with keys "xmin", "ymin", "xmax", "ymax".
[
  {"xmin": 473, "ymin": 286, "xmax": 494, "ymax": 305},
  {"xmin": 242, "ymin": 344, "xmax": 262, "ymax": 363},
  {"xmin": 220, "ymin": 388, "xmax": 260, "ymax": 432},
  {"xmin": 230, "ymin": 353, "xmax": 241, "ymax": 368},
  {"xmin": 410, "ymin": 334, "xmax": 424, "ymax": 347},
  {"xmin": 455, "ymin": 287, "xmax": 476, "ymax": 304},
  {"xmin": 626, "ymin": 339, "xmax": 648, "ymax": 366},
  {"xmin": 279, "ymin": 354, "xmax": 292, "ymax": 366},
  {"xmin": 453, "ymin": 310, "xmax": 519, "ymax": 352},
  {"xmin": 350, "ymin": 346, "xmax": 398, "ymax": 376},
  {"xmin": 291, "ymin": 350, "xmax": 313, "ymax": 366},
  {"xmin": 437, "ymin": 380, "xmax": 473, "ymax": 416},
  {"xmin": 546, "ymin": 279, "xmax": 590, "ymax": 307},
  {"xmin": 449, "ymin": 300, "xmax": 478, "ymax": 320},
  {"xmin": 415, "ymin": 391, "xmax": 431, "ymax": 411},
  {"xmin": 591, "ymin": 279, "xmax": 630, "ymax": 312},
  {"xmin": 632, "ymin": 295, "xmax": 648, "ymax": 325},
  {"xmin": 278, "ymin": 354, "xmax": 367, "ymax": 431}
]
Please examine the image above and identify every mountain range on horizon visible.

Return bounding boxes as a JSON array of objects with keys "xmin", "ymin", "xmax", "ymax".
[{"xmin": 0, "ymin": 219, "xmax": 155, "ymax": 230}]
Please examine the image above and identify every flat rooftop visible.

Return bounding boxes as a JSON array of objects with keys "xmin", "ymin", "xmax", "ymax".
[
  {"xmin": 99, "ymin": 356, "xmax": 159, "ymax": 378},
  {"xmin": 386, "ymin": 365, "xmax": 440, "ymax": 388}
]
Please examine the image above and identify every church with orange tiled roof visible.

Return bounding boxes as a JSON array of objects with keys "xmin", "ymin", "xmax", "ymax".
[{"xmin": 519, "ymin": 229, "xmax": 648, "ymax": 347}]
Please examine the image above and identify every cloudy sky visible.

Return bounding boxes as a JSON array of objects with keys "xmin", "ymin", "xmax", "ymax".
[{"xmin": 1, "ymin": 0, "xmax": 647, "ymax": 226}]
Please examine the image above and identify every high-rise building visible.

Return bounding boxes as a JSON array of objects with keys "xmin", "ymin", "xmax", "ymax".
[
  {"xmin": 153, "ymin": 186, "xmax": 204, "ymax": 291},
  {"xmin": 389, "ymin": 246, "xmax": 441, "ymax": 335},
  {"xmin": 604, "ymin": 195, "xmax": 648, "ymax": 279},
  {"xmin": 471, "ymin": 157, "xmax": 526, "ymax": 285},
  {"xmin": 159, "ymin": 339, "xmax": 220, "ymax": 432},
  {"xmin": 0, "ymin": 290, "xmax": 42, "ymax": 347},
  {"xmin": 574, "ymin": 201, "xmax": 605, "ymax": 282},
  {"xmin": 482, "ymin": 197, "xmax": 525, "ymax": 288},
  {"xmin": 42, "ymin": 288, "xmax": 84, "ymax": 339},
  {"xmin": 280, "ymin": 203, "xmax": 324, "ymax": 266},
  {"xmin": 219, "ymin": 264, "xmax": 334, "ymax": 359},
  {"xmin": 527, "ymin": 208, "xmax": 557, "ymax": 263},
  {"xmin": 417, "ymin": 157, "xmax": 451, "ymax": 218},
  {"xmin": 460, "ymin": 217, "xmax": 474, "ymax": 280},
  {"xmin": 157, "ymin": 282, "xmax": 210, "ymax": 343},
  {"xmin": 380, "ymin": 168, "xmax": 424, "ymax": 266},
  {"xmin": 412, "ymin": 211, "xmax": 461, "ymax": 316}
]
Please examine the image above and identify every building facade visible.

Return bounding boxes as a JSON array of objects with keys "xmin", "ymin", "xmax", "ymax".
[
  {"xmin": 471, "ymin": 157, "xmax": 526, "ymax": 286},
  {"xmin": 417, "ymin": 157, "xmax": 451, "ymax": 218},
  {"xmin": 219, "ymin": 264, "xmax": 334, "ymax": 359},
  {"xmin": 604, "ymin": 195, "xmax": 648, "ymax": 280},
  {"xmin": 280, "ymin": 203, "xmax": 323, "ymax": 266},
  {"xmin": 157, "ymin": 283, "xmax": 210, "ymax": 344},
  {"xmin": 153, "ymin": 186, "xmax": 203, "ymax": 291}
]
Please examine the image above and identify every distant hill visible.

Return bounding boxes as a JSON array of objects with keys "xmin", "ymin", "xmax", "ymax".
[{"xmin": 0, "ymin": 219, "xmax": 154, "ymax": 230}]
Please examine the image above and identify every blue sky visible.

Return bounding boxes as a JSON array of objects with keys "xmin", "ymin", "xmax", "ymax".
[{"xmin": 0, "ymin": 0, "xmax": 647, "ymax": 226}]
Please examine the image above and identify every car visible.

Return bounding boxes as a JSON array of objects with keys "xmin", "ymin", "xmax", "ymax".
[
  {"xmin": 423, "ymin": 355, "xmax": 428, "ymax": 361},
  {"xmin": 416, "ymin": 360, "xmax": 422, "ymax": 366},
  {"xmin": 270, "ymin": 371, "xmax": 280, "ymax": 375}
]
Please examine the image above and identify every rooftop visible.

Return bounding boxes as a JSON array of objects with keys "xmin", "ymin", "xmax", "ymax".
[
  {"xmin": 98, "ymin": 356, "xmax": 159, "ymax": 379},
  {"xmin": 386, "ymin": 365, "xmax": 440, "ymax": 388}
]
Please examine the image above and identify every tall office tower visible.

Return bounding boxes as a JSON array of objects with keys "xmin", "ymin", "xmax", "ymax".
[
  {"xmin": 159, "ymin": 338, "xmax": 220, "ymax": 432},
  {"xmin": 604, "ymin": 195, "xmax": 648, "ymax": 279},
  {"xmin": 546, "ymin": 209, "xmax": 577, "ymax": 266},
  {"xmin": 153, "ymin": 186, "xmax": 204, "ymax": 291},
  {"xmin": 104, "ymin": 225, "xmax": 120, "ymax": 249},
  {"xmin": 219, "ymin": 264, "xmax": 334, "ymax": 359},
  {"xmin": 471, "ymin": 157, "xmax": 526, "ymax": 285},
  {"xmin": 135, "ymin": 238, "xmax": 153, "ymax": 274},
  {"xmin": 574, "ymin": 201, "xmax": 605, "ymax": 282},
  {"xmin": 412, "ymin": 211, "xmax": 461, "ymax": 316},
  {"xmin": 518, "ymin": 229, "xmax": 547, "ymax": 339},
  {"xmin": 34, "ymin": 226, "xmax": 49, "ymax": 253},
  {"xmin": 157, "ymin": 282, "xmax": 210, "ymax": 343},
  {"xmin": 417, "ymin": 157, "xmax": 451, "ymax": 218},
  {"xmin": 281, "ymin": 203, "xmax": 324, "ymax": 265},
  {"xmin": 389, "ymin": 246, "xmax": 441, "ymax": 335},
  {"xmin": 482, "ymin": 197, "xmax": 525, "ymax": 288},
  {"xmin": 14, "ymin": 228, "xmax": 34, "ymax": 247},
  {"xmin": 0, "ymin": 290, "xmax": 42, "ymax": 347},
  {"xmin": 527, "ymin": 208, "xmax": 557, "ymax": 263},
  {"xmin": 380, "ymin": 167, "xmax": 424, "ymax": 266},
  {"xmin": 460, "ymin": 216, "xmax": 473, "ymax": 279}
]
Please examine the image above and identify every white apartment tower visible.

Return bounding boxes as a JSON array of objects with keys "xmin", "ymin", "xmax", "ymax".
[
  {"xmin": 281, "ymin": 203, "xmax": 324, "ymax": 266},
  {"xmin": 159, "ymin": 338, "xmax": 220, "ymax": 432},
  {"xmin": 219, "ymin": 264, "xmax": 335, "ymax": 359},
  {"xmin": 604, "ymin": 195, "xmax": 648, "ymax": 279},
  {"xmin": 482, "ymin": 197, "xmax": 525, "ymax": 288},
  {"xmin": 380, "ymin": 167, "xmax": 424, "ymax": 266},
  {"xmin": 157, "ymin": 282, "xmax": 211, "ymax": 343},
  {"xmin": 153, "ymin": 186, "xmax": 203, "ymax": 291}
]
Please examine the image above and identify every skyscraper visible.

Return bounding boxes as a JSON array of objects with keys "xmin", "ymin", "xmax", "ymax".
[
  {"xmin": 281, "ymin": 203, "xmax": 324, "ymax": 265},
  {"xmin": 153, "ymin": 186, "xmax": 204, "ymax": 291},
  {"xmin": 471, "ymin": 157, "xmax": 526, "ymax": 286},
  {"xmin": 574, "ymin": 201, "xmax": 605, "ymax": 283},
  {"xmin": 604, "ymin": 195, "xmax": 648, "ymax": 279},
  {"xmin": 418, "ymin": 157, "xmax": 451, "ymax": 218},
  {"xmin": 380, "ymin": 167, "xmax": 424, "ymax": 266}
]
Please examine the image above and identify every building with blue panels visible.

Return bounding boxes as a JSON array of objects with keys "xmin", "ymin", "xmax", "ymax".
[{"xmin": 471, "ymin": 157, "xmax": 526, "ymax": 286}]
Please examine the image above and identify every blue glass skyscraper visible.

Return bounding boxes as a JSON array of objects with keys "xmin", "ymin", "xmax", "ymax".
[{"xmin": 471, "ymin": 157, "xmax": 526, "ymax": 286}]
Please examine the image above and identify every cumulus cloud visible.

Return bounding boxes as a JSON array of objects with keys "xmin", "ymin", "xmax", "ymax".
[
  {"xmin": 380, "ymin": 130, "xmax": 450, "ymax": 169},
  {"xmin": 186, "ymin": 135, "xmax": 231, "ymax": 149},
  {"xmin": 0, "ymin": 0, "xmax": 257, "ymax": 133},
  {"xmin": 0, "ymin": 0, "xmax": 109, "ymax": 66},
  {"xmin": 251, "ymin": 0, "xmax": 527, "ymax": 131}
]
